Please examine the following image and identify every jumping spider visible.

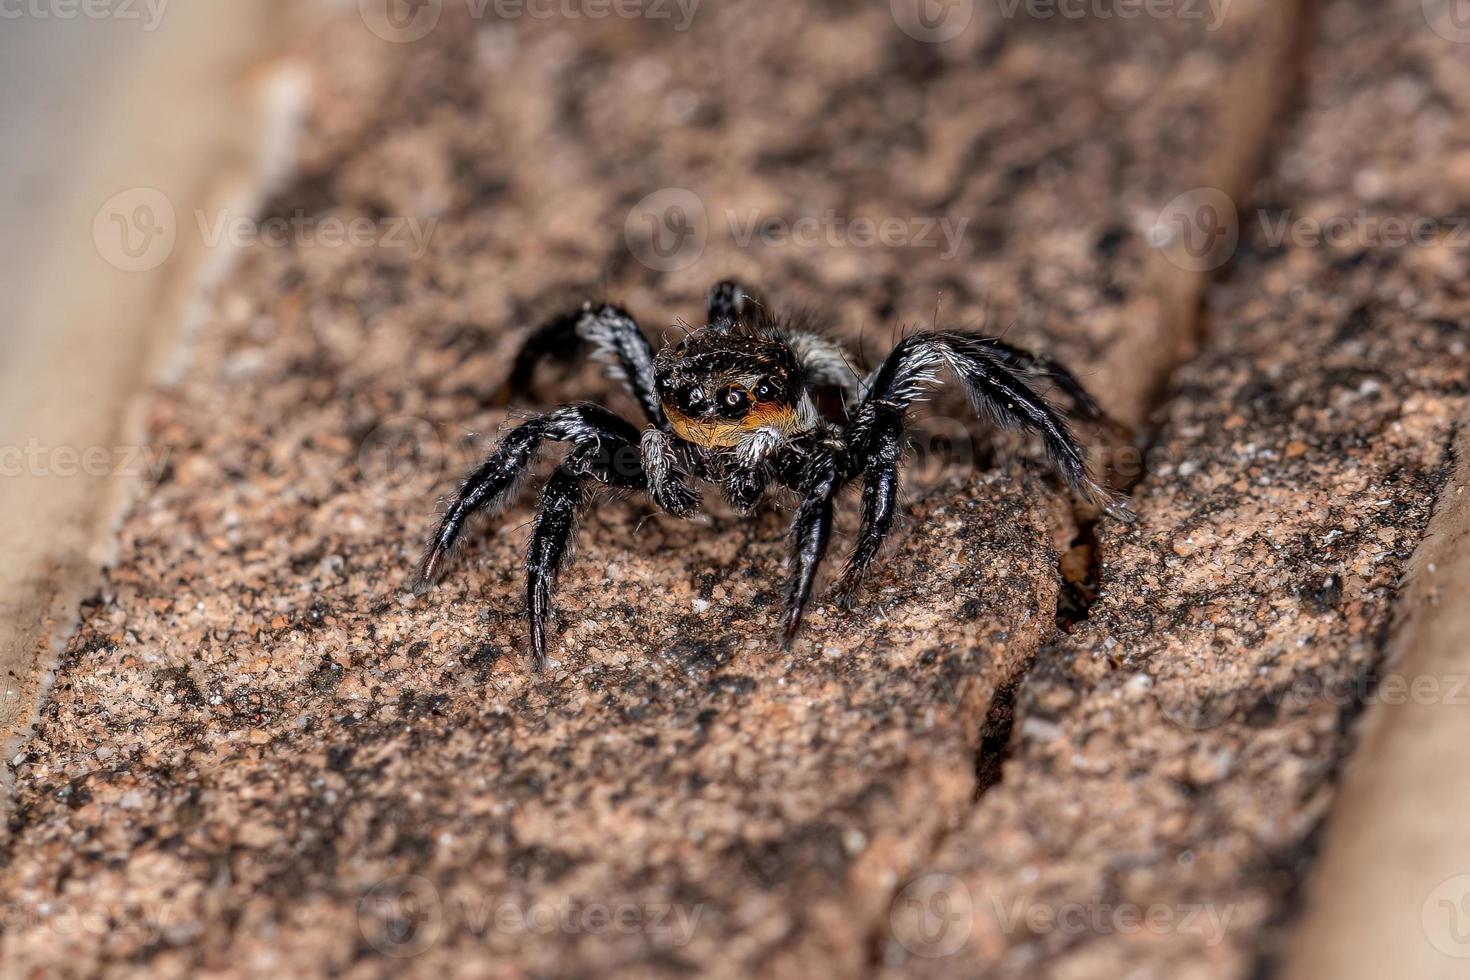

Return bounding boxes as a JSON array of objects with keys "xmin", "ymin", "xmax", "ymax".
[{"xmin": 413, "ymin": 280, "xmax": 1131, "ymax": 667}]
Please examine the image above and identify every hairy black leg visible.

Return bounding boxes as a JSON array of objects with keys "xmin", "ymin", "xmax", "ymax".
[
  {"xmin": 725, "ymin": 465, "xmax": 770, "ymax": 513},
  {"xmin": 525, "ymin": 462, "xmax": 595, "ymax": 669},
  {"xmin": 722, "ymin": 427, "xmax": 782, "ymax": 513},
  {"xmin": 413, "ymin": 404, "xmax": 665, "ymax": 592},
  {"xmin": 859, "ymin": 332, "xmax": 1132, "ymax": 520},
  {"xmin": 524, "ymin": 434, "xmax": 656, "ymax": 667},
  {"xmin": 639, "ymin": 428, "xmax": 702, "ymax": 517},
  {"xmin": 773, "ymin": 434, "xmax": 849, "ymax": 647},
  {"xmin": 502, "ymin": 302, "xmax": 665, "ymax": 427},
  {"xmin": 976, "ymin": 338, "xmax": 1104, "ymax": 420},
  {"xmin": 834, "ymin": 409, "xmax": 904, "ymax": 605},
  {"xmin": 784, "ymin": 330, "xmax": 863, "ymax": 405},
  {"xmin": 706, "ymin": 279, "xmax": 764, "ymax": 330}
]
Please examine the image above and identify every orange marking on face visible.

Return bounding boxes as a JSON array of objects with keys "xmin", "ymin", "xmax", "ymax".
[{"xmin": 665, "ymin": 402, "xmax": 798, "ymax": 448}]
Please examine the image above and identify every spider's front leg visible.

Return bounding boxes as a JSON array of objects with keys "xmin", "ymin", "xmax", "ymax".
[
  {"xmin": 524, "ymin": 441, "xmax": 648, "ymax": 667},
  {"xmin": 413, "ymin": 403, "xmax": 693, "ymax": 667},
  {"xmin": 832, "ymin": 406, "xmax": 904, "ymax": 607},
  {"xmin": 706, "ymin": 279, "xmax": 763, "ymax": 330},
  {"xmin": 772, "ymin": 431, "xmax": 852, "ymax": 646}
]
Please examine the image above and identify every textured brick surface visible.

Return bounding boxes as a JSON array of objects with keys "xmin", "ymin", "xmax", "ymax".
[
  {"xmin": 10, "ymin": 3, "xmax": 1460, "ymax": 979},
  {"xmin": 907, "ymin": 2, "xmax": 1470, "ymax": 976}
]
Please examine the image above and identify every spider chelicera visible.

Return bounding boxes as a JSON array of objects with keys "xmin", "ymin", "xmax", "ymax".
[{"xmin": 412, "ymin": 279, "xmax": 1132, "ymax": 667}]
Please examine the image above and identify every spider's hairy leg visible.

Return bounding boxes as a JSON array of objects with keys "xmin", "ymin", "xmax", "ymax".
[
  {"xmin": 501, "ymin": 301, "xmax": 665, "ymax": 427},
  {"xmin": 865, "ymin": 332, "xmax": 1133, "ymax": 521},
  {"xmin": 774, "ymin": 434, "xmax": 849, "ymax": 647},
  {"xmin": 833, "ymin": 408, "xmax": 904, "ymax": 605},
  {"xmin": 640, "ymin": 427, "xmax": 701, "ymax": 517},
  {"xmin": 706, "ymin": 279, "xmax": 765, "ymax": 330},
  {"xmin": 522, "ymin": 439, "xmax": 649, "ymax": 669},
  {"xmin": 783, "ymin": 330, "xmax": 864, "ymax": 405},
  {"xmin": 525, "ymin": 465, "xmax": 590, "ymax": 669},
  {"xmin": 975, "ymin": 337, "xmax": 1105, "ymax": 420},
  {"xmin": 412, "ymin": 404, "xmax": 665, "ymax": 593}
]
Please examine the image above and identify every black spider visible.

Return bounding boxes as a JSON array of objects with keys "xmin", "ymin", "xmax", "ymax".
[{"xmin": 412, "ymin": 279, "xmax": 1132, "ymax": 668}]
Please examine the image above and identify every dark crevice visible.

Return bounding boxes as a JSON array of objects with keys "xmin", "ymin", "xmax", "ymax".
[
  {"xmin": 1054, "ymin": 517, "xmax": 1102, "ymax": 632},
  {"xmin": 864, "ymin": 3, "xmax": 1319, "ymax": 971},
  {"xmin": 973, "ymin": 672, "xmax": 1026, "ymax": 798},
  {"xmin": 953, "ymin": 0, "xmax": 1318, "ymax": 923}
]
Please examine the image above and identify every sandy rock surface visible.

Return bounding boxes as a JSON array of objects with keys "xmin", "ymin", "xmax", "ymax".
[{"xmin": 0, "ymin": 2, "xmax": 1463, "ymax": 978}]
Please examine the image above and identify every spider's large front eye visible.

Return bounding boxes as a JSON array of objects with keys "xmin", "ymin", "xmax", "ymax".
[
  {"xmin": 716, "ymin": 385, "xmax": 749, "ymax": 419},
  {"xmin": 679, "ymin": 386, "xmax": 708, "ymax": 414},
  {"xmin": 753, "ymin": 379, "xmax": 779, "ymax": 402}
]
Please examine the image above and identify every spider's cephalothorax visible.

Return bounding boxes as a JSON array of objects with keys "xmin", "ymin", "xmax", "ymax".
[
  {"xmin": 654, "ymin": 331, "xmax": 809, "ymax": 449},
  {"xmin": 413, "ymin": 279, "xmax": 1132, "ymax": 668}
]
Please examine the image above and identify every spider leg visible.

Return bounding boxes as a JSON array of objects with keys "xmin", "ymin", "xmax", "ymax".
[
  {"xmin": 974, "ymin": 338, "xmax": 1104, "ymax": 420},
  {"xmin": 833, "ymin": 408, "xmax": 904, "ymax": 605},
  {"xmin": 639, "ymin": 427, "xmax": 702, "ymax": 517},
  {"xmin": 413, "ymin": 404, "xmax": 672, "ymax": 591},
  {"xmin": 706, "ymin": 279, "xmax": 763, "ymax": 330},
  {"xmin": 773, "ymin": 434, "xmax": 850, "ymax": 647},
  {"xmin": 524, "ymin": 445, "xmax": 642, "ymax": 669},
  {"xmin": 857, "ymin": 331, "xmax": 1131, "ymax": 520},
  {"xmin": 501, "ymin": 302, "xmax": 665, "ymax": 428},
  {"xmin": 783, "ymin": 330, "xmax": 864, "ymax": 406}
]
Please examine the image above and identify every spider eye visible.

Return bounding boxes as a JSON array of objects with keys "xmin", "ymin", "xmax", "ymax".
[
  {"xmin": 753, "ymin": 379, "xmax": 779, "ymax": 402},
  {"xmin": 716, "ymin": 386, "xmax": 749, "ymax": 419},
  {"xmin": 680, "ymin": 387, "xmax": 707, "ymax": 413}
]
